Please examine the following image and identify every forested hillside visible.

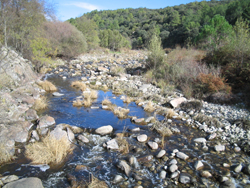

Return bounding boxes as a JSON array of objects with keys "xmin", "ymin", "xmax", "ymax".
[{"xmin": 69, "ymin": 0, "xmax": 250, "ymax": 48}]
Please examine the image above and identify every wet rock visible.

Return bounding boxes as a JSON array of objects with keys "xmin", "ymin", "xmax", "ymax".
[
  {"xmin": 117, "ymin": 160, "xmax": 131, "ymax": 177},
  {"xmin": 179, "ymin": 173, "xmax": 192, "ymax": 184},
  {"xmin": 176, "ymin": 152, "xmax": 189, "ymax": 160},
  {"xmin": 106, "ymin": 139, "xmax": 119, "ymax": 150},
  {"xmin": 234, "ymin": 164, "xmax": 242, "ymax": 173},
  {"xmin": 137, "ymin": 155, "xmax": 154, "ymax": 163},
  {"xmin": 95, "ymin": 125, "xmax": 113, "ymax": 135},
  {"xmin": 156, "ymin": 150, "xmax": 166, "ymax": 158},
  {"xmin": 134, "ymin": 118, "xmax": 145, "ymax": 124},
  {"xmin": 201, "ymin": 171, "xmax": 212, "ymax": 178},
  {"xmin": 1, "ymin": 175, "xmax": 19, "ymax": 184},
  {"xmin": 169, "ymin": 159, "xmax": 178, "ymax": 165},
  {"xmin": 207, "ymin": 133, "xmax": 217, "ymax": 140},
  {"xmin": 31, "ymin": 130, "xmax": 39, "ymax": 141},
  {"xmin": 169, "ymin": 164, "xmax": 178, "ymax": 173},
  {"xmin": 52, "ymin": 92, "xmax": 64, "ymax": 97},
  {"xmin": 170, "ymin": 97, "xmax": 187, "ymax": 108},
  {"xmin": 234, "ymin": 146, "xmax": 241, "ymax": 152},
  {"xmin": 113, "ymin": 175, "xmax": 124, "ymax": 184},
  {"xmin": 194, "ymin": 160, "xmax": 204, "ymax": 170},
  {"xmin": 147, "ymin": 141, "xmax": 158, "ymax": 150},
  {"xmin": 171, "ymin": 171, "xmax": 180, "ymax": 179},
  {"xmin": 77, "ymin": 135, "xmax": 89, "ymax": 143},
  {"xmin": 38, "ymin": 115, "xmax": 55, "ymax": 129},
  {"xmin": 218, "ymin": 176, "xmax": 229, "ymax": 183},
  {"xmin": 194, "ymin": 138, "xmax": 206, "ymax": 143},
  {"xmin": 160, "ymin": 170, "xmax": 167, "ymax": 179},
  {"xmin": 2, "ymin": 177, "xmax": 44, "ymax": 188},
  {"xmin": 243, "ymin": 164, "xmax": 250, "ymax": 175},
  {"xmin": 67, "ymin": 127, "xmax": 75, "ymax": 142},
  {"xmin": 137, "ymin": 134, "xmax": 147, "ymax": 142},
  {"xmin": 215, "ymin": 144, "xmax": 225, "ymax": 152},
  {"xmin": 70, "ymin": 126, "xmax": 84, "ymax": 134},
  {"xmin": 129, "ymin": 156, "xmax": 139, "ymax": 169},
  {"xmin": 219, "ymin": 180, "xmax": 236, "ymax": 188}
]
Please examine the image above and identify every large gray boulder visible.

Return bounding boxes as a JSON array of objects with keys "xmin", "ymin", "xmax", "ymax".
[{"xmin": 3, "ymin": 177, "xmax": 44, "ymax": 188}]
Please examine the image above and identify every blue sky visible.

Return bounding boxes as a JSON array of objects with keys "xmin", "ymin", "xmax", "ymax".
[{"xmin": 53, "ymin": 0, "xmax": 204, "ymax": 21}]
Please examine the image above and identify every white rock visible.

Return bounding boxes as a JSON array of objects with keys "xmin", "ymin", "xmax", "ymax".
[
  {"xmin": 147, "ymin": 141, "xmax": 158, "ymax": 150},
  {"xmin": 67, "ymin": 127, "xmax": 75, "ymax": 142},
  {"xmin": 95, "ymin": 125, "xmax": 113, "ymax": 135},
  {"xmin": 179, "ymin": 173, "xmax": 191, "ymax": 184},
  {"xmin": 169, "ymin": 159, "xmax": 178, "ymax": 165},
  {"xmin": 201, "ymin": 171, "xmax": 212, "ymax": 178},
  {"xmin": 113, "ymin": 175, "xmax": 124, "ymax": 184},
  {"xmin": 170, "ymin": 97, "xmax": 187, "ymax": 108},
  {"xmin": 77, "ymin": 135, "xmax": 89, "ymax": 143},
  {"xmin": 31, "ymin": 130, "xmax": 39, "ymax": 141},
  {"xmin": 160, "ymin": 170, "xmax": 167, "ymax": 179},
  {"xmin": 52, "ymin": 92, "xmax": 64, "ymax": 97},
  {"xmin": 106, "ymin": 139, "xmax": 119, "ymax": 150},
  {"xmin": 214, "ymin": 144, "xmax": 225, "ymax": 152},
  {"xmin": 176, "ymin": 152, "xmax": 189, "ymax": 160},
  {"xmin": 137, "ymin": 134, "xmax": 147, "ymax": 142},
  {"xmin": 194, "ymin": 160, "xmax": 204, "ymax": 170},
  {"xmin": 156, "ymin": 150, "xmax": 166, "ymax": 158},
  {"xmin": 234, "ymin": 164, "xmax": 243, "ymax": 173},
  {"xmin": 194, "ymin": 138, "xmax": 206, "ymax": 143},
  {"xmin": 169, "ymin": 164, "xmax": 178, "ymax": 173}
]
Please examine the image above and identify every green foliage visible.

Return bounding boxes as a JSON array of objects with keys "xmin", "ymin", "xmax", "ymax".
[
  {"xmin": 99, "ymin": 29, "xmax": 131, "ymax": 51},
  {"xmin": 71, "ymin": 17, "xmax": 100, "ymax": 50},
  {"xmin": 196, "ymin": 15, "xmax": 233, "ymax": 51},
  {"xmin": 29, "ymin": 36, "xmax": 51, "ymax": 62},
  {"xmin": 146, "ymin": 34, "xmax": 165, "ymax": 70}
]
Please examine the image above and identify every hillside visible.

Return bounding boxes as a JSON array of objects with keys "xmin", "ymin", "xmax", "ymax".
[{"xmin": 68, "ymin": 0, "xmax": 250, "ymax": 48}]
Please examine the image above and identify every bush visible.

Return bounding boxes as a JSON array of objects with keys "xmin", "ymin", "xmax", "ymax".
[
  {"xmin": 43, "ymin": 21, "xmax": 88, "ymax": 57},
  {"xmin": 194, "ymin": 73, "xmax": 231, "ymax": 95}
]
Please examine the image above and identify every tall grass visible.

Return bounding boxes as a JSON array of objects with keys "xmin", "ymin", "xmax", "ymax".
[
  {"xmin": 37, "ymin": 80, "xmax": 57, "ymax": 92},
  {"xmin": 33, "ymin": 96, "xmax": 48, "ymax": 111},
  {"xmin": 0, "ymin": 143, "xmax": 13, "ymax": 164},
  {"xmin": 25, "ymin": 134, "xmax": 72, "ymax": 164}
]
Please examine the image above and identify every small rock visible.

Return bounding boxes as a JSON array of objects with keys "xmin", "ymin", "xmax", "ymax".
[
  {"xmin": 77, "ymin": 135, "xmax": 89, "ymax": 143},
  {"xmin": 171, "ymin": 171, "xmax": 179, "ymax": 179},
  {"xmin": 234, "ymin": 147, "xmax": 241, "ymax": 152},
  {"xmin": 31, "ymin": 130, "xmax": 39, "ymax": 141},
  {"xmin": 113, "ymin": 175, "xmax": 124, "ymax": 184},
  {"xmin": 137, "ymin": 134, "xmax": 147, "ymax": 142},
  {"xmin": 194, "ymin": 138, "xmax": 206, "ymax": 143},
  {"xmin": 234, "ymin": 164, "xmax": 242, "ymax": 173},
  {"xmin": 52, "ymin": 92, "xmax": 64, "ymax": 97},
  {"xmin": 169, "ymin": 159, "xmax": 178, "ymax": 165},
  {"xmin": 156, "ymin": 150, "xmax": 166, "ymax": 158},
  {"xmin": 147, "ymin": 141, "xmax": 158, "ymax": 150},
  {"xmin": 106, "ymin": 139, "xmax": 119, "ymax": 150},
  {"xmin": 215, "ymin": 144, "xmax": 225, "ymax": 152},
  {"xmin": 95, "ymin": 125, "xmax": 113, "ymax": 135},
  {"xmin": 194, "ymin": 160, "xmax": 204, "ymax": 170},
  {"xmin": 207, "ymin": 133, "xmax": 217, "ymax": 140},
  {"xmin": 201, "ymin": 171, "xmax": 212, "ymax": 178},
  {"xmin": 176, "ymin": 152, "xmax": 189, "ymax": 160},
  {"xmin": 170, "ymin": 97, "xmax": 187, "ymax": 108},
  {"xmin": 179, "ymin": 173, "xmax": 191, "ymax": 184},
  {"xmin": 160, "ymin": 170, "xmax": 167, "ymax": 179},
  {"xmin": 169, "ymin": 164, "xmax": 178, "ymax": 173},
  {"xmin": 117, "ymin": 160, "xmax": 131, "ymax": 177},
  {"xmin": 134, "ymin": 118, "xmax": 145, "ymax": 124}
]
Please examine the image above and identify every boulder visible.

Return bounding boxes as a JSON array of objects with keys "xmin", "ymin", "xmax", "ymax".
[
  {"xmin": 25, "ymin": 109, "xmax": 38, "ymax": 121},
  {"xmin": 170, "ymin": 97, "xmax": 187, "ymax": 108},
  {"xmin": 38, "ymin": 115, "xmax": 55, "ymax": 129},
  {"xmin": 3, "ymin": 177, "xmax": 44, "ymax": 188},
  {"xmin": 95, "ymin": 125, "xmax": 113, "ymax": 135}
]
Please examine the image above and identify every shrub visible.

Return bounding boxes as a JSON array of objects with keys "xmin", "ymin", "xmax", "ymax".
[
  {"xmin": 113, "ymin": 107, "xmax": 130, "ymax": 119},
  {"xmin": 33, "ymin": 96, "xmax": 48, "ymax": 111},
  {"xmin": 71, "ymin": 81, "xmax": 87, "ymax": 91},
  {"xmin": 195, "ymin": 73, "xmax": 231, "ymax": 95},
  {"xmin": 43, "ymin": 21, "xmax": 87, "ymax": 57},
  {"xmin": 37, "ymin": 80, "xmax": 57, "ymax": 92},
  {"xmin": 25, "ymin": 134, "xmax": 72, "ymax": 164},
  {"xmin": 0, "ymin": 143, "xmax": 13, "ymax": 164}
]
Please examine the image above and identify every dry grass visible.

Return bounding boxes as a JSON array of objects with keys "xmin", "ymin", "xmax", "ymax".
[
  {"xmin": 165, "ymin": 108, "xmax": 176, "ymax": 119},
  {"xmin": 73, "ymin": 99, "xmax": 83, "ymax": 107},
  {"xmin": 123, "ymin": 96, "xmax": 132, "ymax": 104},
  {"xmin": 144, "ymin": 101, "xmax": 155, "ymax": 112},
  {"xmin": 89, "ymin": 90, "xmax": 98, "ymax": 99},
  {"xmin": 113, "ymin": 88, "xmax": 123, "ymax": 95},
  {"xmin": 101, "ymin": 85, "xmax": 109, "ymax": 92},
  {"xmin": 25, "ymin": 134, "xmax": 72, "ymax": 164},
  {"xmin": 113, "ymin": 107, "xmax": 130, "ymax": 119},
  {"xmin": 102, "ymin": 99, "xmax": 112, "ymax": 106},
  {"xmin": 71, "ymin": 81, "xmax": 87, "ymax": 91},
  {"xmin": 0, "ymin": 143, "xmax": 13, "ymax": 164},
  {"xmin": 37, "ymin": 80, "xmax": 57, "ymax": 92},
  {"xmin": 33, "ymin": 96, "xmax": 48, "ymax": 111},
  {"xmin": 116, "ymin": 136, "xmax": 129, "ymax": 154},
  {"xmin": 83, "ymin": 94, "xmax": 92, "ymax": 107},
  {"xmin": 88, "ymin": 174, "xmax": 108, "ymax": 188},
  {"xmin": 135, "ymin": 98, "xmax": 143, "ymax": 105}
]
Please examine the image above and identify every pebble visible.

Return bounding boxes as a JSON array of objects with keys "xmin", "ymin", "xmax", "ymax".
[
  {"xmin": 147, "ymin": 141, "xmax": 158, "ymax": 150},
  {"xmin": 176, "ymin": 152, "xmax": 189, "ymax": 160},
  {"xmin": 194, "ymin": 160, "xmax": 204, "ymax": 170},
  {"xmin": 169, "ymin": 164, "xmax": 178, "ymax": 173},
  {"xmin": 234, "ymin": 164, "xmax": 243, "ymax": 173},
  {"xmin": 160, "ymin": 170, "xmax": 167, "ymax": 179},
  {"xmin": 156, "ymin": 150, "xmax": 166, "ymax": 158},
  {"xmin": 137, "ymin": 134, "xmax": 147, "ymax": 142},
  {"xmin": 194, "ymin": 138, "xmax": 207, "ymax": 143},
  {"xmin": 201, "ymin": 171, "xmax": 212, "ymax": 178},
  {"xmin": 214, "ymin": 144, "xmax": 225, "ymax": 152}
]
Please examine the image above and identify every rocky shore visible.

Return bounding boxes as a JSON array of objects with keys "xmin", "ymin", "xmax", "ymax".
[{"xmin": 0, "ymin": 48, "xmax": 250, "ymax": 187}]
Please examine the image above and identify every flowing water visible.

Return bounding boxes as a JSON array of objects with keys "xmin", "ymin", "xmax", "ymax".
[{"xmin": 0, "ymin": 73, "xmax": 249, "ymax": 188}]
